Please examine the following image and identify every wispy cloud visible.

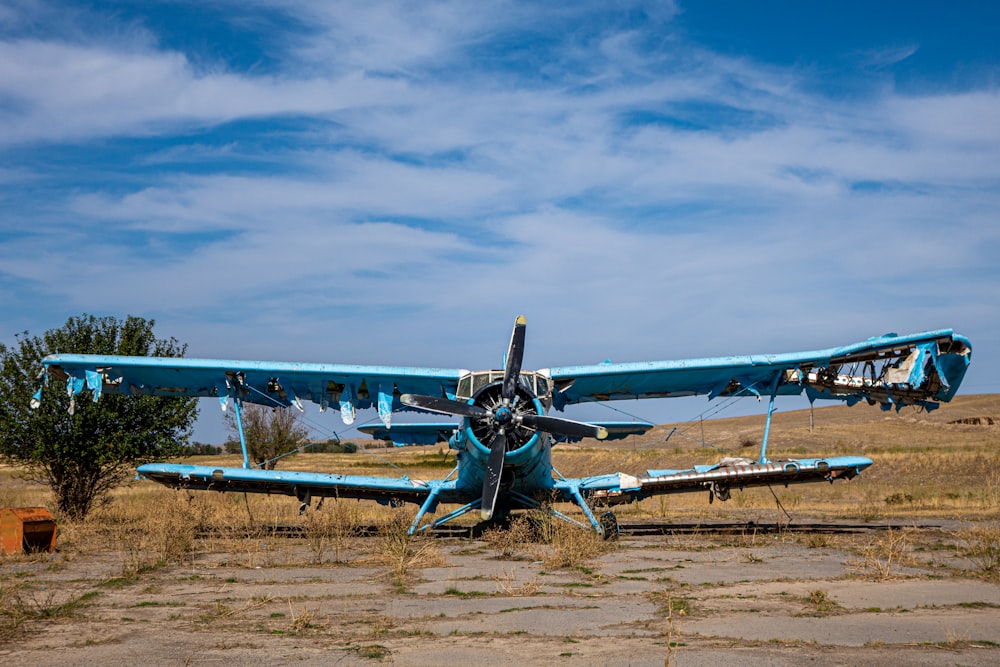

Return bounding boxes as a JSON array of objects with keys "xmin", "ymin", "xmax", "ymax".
[
  {"xmin": 1, "ymin": 0, "xmax": 997, "ymax": 438},
  {"xmin": 854, "ymin": 44, "xmax": 920, "ymax": 69}
]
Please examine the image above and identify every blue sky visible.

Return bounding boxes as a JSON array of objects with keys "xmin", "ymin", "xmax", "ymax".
[{"xmin": 2, "ymin": 1, "xmax": 997, "ymax": 444}]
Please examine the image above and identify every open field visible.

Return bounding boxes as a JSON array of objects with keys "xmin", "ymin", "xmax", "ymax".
[{"xmin": 2, "ymin": 395, "xmax": 999, "ymax": 665}]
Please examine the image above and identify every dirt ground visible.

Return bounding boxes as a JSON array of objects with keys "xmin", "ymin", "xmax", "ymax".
[{"xmin": 2, "ymin": 519, "xmax": 999, "ymax": 666}]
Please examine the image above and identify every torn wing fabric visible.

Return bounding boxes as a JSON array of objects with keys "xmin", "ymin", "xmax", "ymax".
[
  {"xmin": 560, "ymin": 456, "xmax": 874, "ymax": 505},
  {"xmin": 545, "ymin": 330, "xmax": 971, "ymax": 411},
  {"xmin": 40, "ymin": 355, "xmax": 466, "ymax": 427}
]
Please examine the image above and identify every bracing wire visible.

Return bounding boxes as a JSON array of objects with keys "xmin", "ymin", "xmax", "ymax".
[
  {"xmin": 581, "ymin": 380, "xmax": 766, "ymax": 472},
  {"xmin": 234, "ymin": 385, "xmax": 405, "ymax": 472}
]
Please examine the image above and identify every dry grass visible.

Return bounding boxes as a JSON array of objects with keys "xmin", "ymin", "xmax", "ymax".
[
  {"xmin": 953, "ymin": 522, "xmax": 1000, "ymax": 578},
  {"xmin": 286, "ymin": 601, "xmax": 323, "ymax": 635},
  {"xmin": 0, "ymin": 579, "xmax": 97, "ymax": 641},
  {"xmin": 201, "ymin": 594, "xmax": 274, "ymax": 622},
  {"xmin": 0, "ymin": 579, "xmax": 26, "ymax": 641},
  {"xmin": 661, "ymin": 591, "xmax": 684, "ymax": 667},
  {"xmin": 647, "ymin": 590, "xmax": 687, "ymax": 666},
  {"xmin": 493, "ymin": 566, "xmax": 540, "ymax": 596},
  {"xmin": 527, "ymin": 509, "xmax": 616, "ymax": 570},
  {"xmin": 301, "ymin": 499, "xmax": 362, "ymax": 564},
  {"xmin": 805, "ymin": 589, "xmax": 841, "ymax": 615},
  {"xmin": 476, "ymin": 507, "xmax": 617, "ymax": 570},
  {"xmin": 482, "ymin": 515, "xmax": 534, "ymax": 560},
  {"xmin": 363, "ymin": 511, "xmax": 443, "ymax": 588},
  {"xmin": 849, "ymin": 527, "xmax": 915, "ymax": 580}
]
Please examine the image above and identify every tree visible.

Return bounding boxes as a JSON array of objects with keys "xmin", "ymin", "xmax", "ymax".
[
  {"xmin": 224, "ymin": 403, "xmax": 309, "ymax": 470},
  {"xmin": 306, "ymin": 439, "xmax": 357, "ymax": 454},
  {"xmin": 184, "ymin": 441, "xmax": 224, "ymax": 456},
  {"xmin": 0, "ymin": 315, "xmax": 198, "ymax": 519}
]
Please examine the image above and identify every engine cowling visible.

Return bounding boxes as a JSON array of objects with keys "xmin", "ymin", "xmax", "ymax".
[{"xmin": 468, "ymin": 380, "xmax": 542, "ymax": 455}]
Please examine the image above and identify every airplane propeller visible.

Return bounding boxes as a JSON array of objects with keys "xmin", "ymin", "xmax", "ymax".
[
  {"xmin": 400, "ymin": 315, "xmax": 607, "ymax": 521},
  {"xmin": 400, "ymin": 394, "xmax": 487, "ymax": 419}
]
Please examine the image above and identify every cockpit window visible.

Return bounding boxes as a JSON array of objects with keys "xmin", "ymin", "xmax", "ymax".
[
  {"xmin": 457, "ymin": 375, "xmax": 471, "ymax": 399},
  {"xmin": 456, "ymin": 370, "xmax": 552, "ymax": 402},
  {"xmin": 471, "ymin": 373, "xmax": 490, "ymax": 395}
]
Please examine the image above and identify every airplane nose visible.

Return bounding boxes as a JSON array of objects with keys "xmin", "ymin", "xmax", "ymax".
[{"xmin": 494, "ymin": 405, "xmax": 513, "ymax": 425}]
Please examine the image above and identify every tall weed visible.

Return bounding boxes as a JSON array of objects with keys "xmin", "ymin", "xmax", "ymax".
[
  {"xmin": 302, "ymin": 499, "xmax": 361, "ymax": 564},
  {"xmin": 483, "ymin": 516, "xmax": 533, "ymax": 560},
  {"xmin": 364, "ymin": 512, "xmax": 441, "ymax": 588},
  {"xmin": 954, "ymin": 522, "xmax": 1000, "ymax": 578},
  {"xmin": 850, "ymin": 527, "xmax": 914, "ymax": 580},
  {"xmin": 528, "ymin": 509, "xmax": 614, "ymax": 569}
]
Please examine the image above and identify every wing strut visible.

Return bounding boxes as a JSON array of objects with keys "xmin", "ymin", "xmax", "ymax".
[
  {"xmin": 758, "ymin": 373, "xmax": 782, "ymax": 464},
  {"xmin": 232, "ymin": 397, "xmax": 251, "ymax": 469},
  {"xmin": 408, "ymin": 485, "xmax": 442, "ymax": 534},
  {"xmin": 413, "ymin": 499, "xmax": 482, "ymax": 534},
  {"xmin": 507, "ymin": 489, "xmax": 611, "ymax": 536}
]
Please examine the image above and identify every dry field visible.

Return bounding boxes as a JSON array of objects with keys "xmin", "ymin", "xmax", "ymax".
[{"xmin": 2, "ymin": 395, "xmax": 999, "ymax": 665}]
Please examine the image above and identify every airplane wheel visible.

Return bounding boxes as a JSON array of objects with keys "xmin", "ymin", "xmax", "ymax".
[{"xmin": 600, "ymin": 511, "xmax": 619, "ymax": 540}]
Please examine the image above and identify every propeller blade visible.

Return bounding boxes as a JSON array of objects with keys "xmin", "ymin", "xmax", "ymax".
[
  {"xmin": 480, "ymin": 431, "xmax": 507, "ymax": 520},
  {"xmin": 502, "ymin": 315, "xmax": 527, "ymax": 401},
  {"xmin": 400, "ymin": 394, "xmax": 488, "ymax": 419},
  {"xmin": 520, "ymin": 413, "xmax": 609, "ymax": 440}
]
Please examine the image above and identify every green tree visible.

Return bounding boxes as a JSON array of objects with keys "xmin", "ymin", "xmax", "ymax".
[
  {"xmin": 307, "ymin": 439, "xmax": 357, "ymax": 454},
  {"xmin": 0, "ymin": 315, "xmax": 198, "ymax": 519},
  {"xmin": 224, "ymin": 403, "xmax": 309, "ymax": 469}
]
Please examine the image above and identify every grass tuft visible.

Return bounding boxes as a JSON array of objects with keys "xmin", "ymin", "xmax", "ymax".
[
  {"xmin": 482, "ymin": 516, "xmax": 533, "ymax": 560},
  {"xmin": 301, "ymin": 499, "xmax": 361, "ymax": 564},
  {"xmin": 850, "ymin": 527, "xmax": 914, "ymax": 580},
  {"xmin": 363, "ymin": 511, "xmax": 442, "ymax": 588},
  {"xmin": 954, "ymin": 522, "xmax": 1000, "ymax": 578},
  {"xmin": 527, "ymin": 510, "xmax": 615, "ymax": 570}
]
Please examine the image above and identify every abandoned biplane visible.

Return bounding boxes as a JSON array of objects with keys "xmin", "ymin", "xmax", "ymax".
[{"xmin": 36, "ymin": 318, "xmax": 971, "ymax": 536}]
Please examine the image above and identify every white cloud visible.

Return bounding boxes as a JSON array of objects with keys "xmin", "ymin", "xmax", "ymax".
[
  {"xmin": 1, "ymin": 0, "xmax": 997, "ymax": 422},
  {"xmin": 0, "ymin": 38, "xmax": 411, "ymax": 144},
  {"xmin": 886, "ymin": 91, "xmax": 1000, "ymax": 146}
]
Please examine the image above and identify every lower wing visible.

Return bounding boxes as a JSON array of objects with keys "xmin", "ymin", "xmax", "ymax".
[
  {"xmin": 357, "ymin": 422, "xmax": 458, "ymax": 446},
  {"xmin": 136, "ymin": 463, "xmax": 461, "ymax": 505},
  {"xmin": 557, "ymin": 456, "xmax": 872, "ymax": 505}
]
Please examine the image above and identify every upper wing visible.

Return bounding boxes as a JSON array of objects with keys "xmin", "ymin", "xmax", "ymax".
[
  {"xmin": 545, "ymin": 330, "xmax": 971, "ymax": 411},
  {"xmin": 41, "ymin": 354, "xmax": 465, "ymax": 426}
]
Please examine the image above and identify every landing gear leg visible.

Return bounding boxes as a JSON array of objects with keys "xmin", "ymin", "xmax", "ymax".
[{"xmin": 296, "ymin": 488, "xmax": 311, "ymax": 516}]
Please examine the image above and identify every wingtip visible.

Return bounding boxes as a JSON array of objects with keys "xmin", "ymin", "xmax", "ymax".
[{"xmin": 515, "ymin": 315, "xmax": 526, "ymax": 326}]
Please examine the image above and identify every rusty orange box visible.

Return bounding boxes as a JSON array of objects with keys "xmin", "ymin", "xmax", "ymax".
[{"xmin": 1, "ymin": 507, "xmax": 57, "ymax": 554}]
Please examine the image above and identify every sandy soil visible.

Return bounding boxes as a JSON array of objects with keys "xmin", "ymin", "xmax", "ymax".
[{"xmin": 2, "ymin": 520, "xmax": 998, "ymax": 666}]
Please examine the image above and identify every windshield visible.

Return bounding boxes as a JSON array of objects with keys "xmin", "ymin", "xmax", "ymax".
[{"xmin": 455, "ymin": 370, "xmax": 551, "ymax": 402}]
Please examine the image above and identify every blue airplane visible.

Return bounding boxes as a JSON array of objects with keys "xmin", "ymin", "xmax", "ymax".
[{"xmin": 38, "ymin": 317, "xmax": 971, "ymax": 536}]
